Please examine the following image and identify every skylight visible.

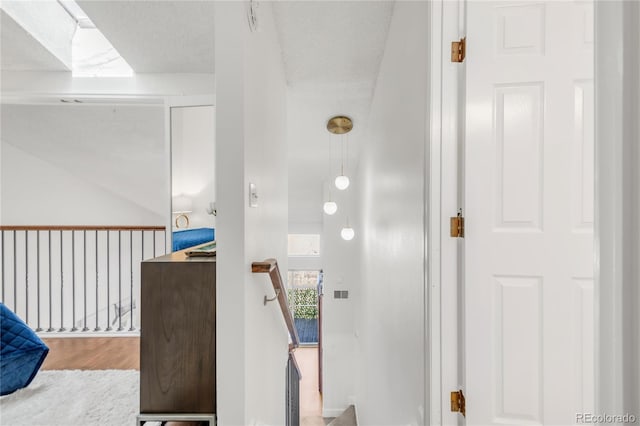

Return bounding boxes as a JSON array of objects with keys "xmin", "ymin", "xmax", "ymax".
[{"xmin": 58, "ymin": 0, "xmax": 133, "ymax": 77}]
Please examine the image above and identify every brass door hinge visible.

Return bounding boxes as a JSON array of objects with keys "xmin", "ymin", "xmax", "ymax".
[
  {"xmin": 451, "ymin": 389, "xmax": 466, "ymax": 417},
  {"xmin": 450, "ymin": 209, "xmax": 465, "ymax": 238},
  {"xmin": 451, "ymin": 37, "xmax": 466, "ymax": 63}
]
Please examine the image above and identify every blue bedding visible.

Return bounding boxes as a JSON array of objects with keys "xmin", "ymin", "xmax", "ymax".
[
  {"xmin": 0, "ymin": 303, "xmax": 49, "ymax": 396},
  {"xmin": 172, "ymin": 227, "xmax": 215, "ymax": 251}
]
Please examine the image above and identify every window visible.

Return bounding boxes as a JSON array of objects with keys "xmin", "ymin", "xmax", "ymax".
[
  {"xmin": 287, "ymin": 234, "xmax": 320, "ymax": 256},
  {"xmin": 59, "ymin": 0, "xmax": 134, "ymax": 77},
  {"xmin": 287, "ymin": 270, "xmax": 320, "ymax": 289}
]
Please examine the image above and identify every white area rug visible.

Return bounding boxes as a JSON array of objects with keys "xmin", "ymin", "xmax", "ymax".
[{"xmin": 0, "ymin": 370, "xmax": 139, "ymax": 426}]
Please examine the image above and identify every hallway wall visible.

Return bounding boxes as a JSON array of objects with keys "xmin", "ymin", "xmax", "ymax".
[
  {"xmin": 353, "ymin": 2, "xmax": 429, "ymax": 424},
  {"xmin": 321, "ymin": 186, "xmax": 357, "ymax": 416},
  {"xmin": 215, "ymin": 2, "xmax": 289, "ymax": 425}
]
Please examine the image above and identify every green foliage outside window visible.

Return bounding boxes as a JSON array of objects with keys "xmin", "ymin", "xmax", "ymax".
[{"xmin": 288, "ymin": 288, "xmax": 318, "ymax": 319}]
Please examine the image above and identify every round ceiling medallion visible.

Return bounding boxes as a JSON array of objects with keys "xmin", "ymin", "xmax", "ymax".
[{"xmin": 326, "ymin": 116, "xmax": 353, "ymax": 134}]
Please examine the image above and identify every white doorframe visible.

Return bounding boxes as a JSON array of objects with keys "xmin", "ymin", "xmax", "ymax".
[
  {"xmin": 594, "ymin": 1, "xmax": 640, "ymax": 417},
  {"xmin": 426, "ymin": 0, "xmax": 443, "ymax": 423},
  {"xmin": 427, "ymin": 0, "xmax": 465, "ymax": 424},
  {"xmin": 428, "ymin": 0, "xmax": 640, "ymax": 422},
  {"xmin": 164, "ymin": 95, "xmax": 216, "ymax": 253}
]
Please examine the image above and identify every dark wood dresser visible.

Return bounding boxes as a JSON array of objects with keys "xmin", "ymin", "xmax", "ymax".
[{"xmin": 140, "ymin": 249, "xmax": 216, "ymax": 416}]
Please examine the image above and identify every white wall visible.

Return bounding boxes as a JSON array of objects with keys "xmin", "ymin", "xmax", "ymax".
[
  {"xmin": 321, "ymin": 182, "xmax": 357, "ymax": 417},
  {"xmin": 352, "ymin": 2, "xmax": 429, "ymax": 424},
  {"xmin": 244, "ymin": 3, "xmax": 289, "ymax": 424},
  {"xmin": 171, "ymin": 105, "xmax": 216, "ymax": 230},
  {"xmin": 288, "ymin": 222, "xmax": 322, "ymax": 271},
  {"xmin": 1, "ymin": 104, "xmax": 165, "ymax": 226},
  {"xmin": 215, "ymin": 2, "xmax": 289, "ymax": 425}
]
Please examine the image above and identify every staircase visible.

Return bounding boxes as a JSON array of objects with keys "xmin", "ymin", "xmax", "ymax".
[{"xmin": 327, "ymin": 405, "xmax": 357, "ymax": 426}]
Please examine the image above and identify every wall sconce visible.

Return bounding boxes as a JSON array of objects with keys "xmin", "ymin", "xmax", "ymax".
[
  {"xmin": 206, "ymin": 201, "xmax": 217, "ymax": 216},
  {"xmin": 172, "ymin": 195, "xmax": 193, "ymax": 228}
]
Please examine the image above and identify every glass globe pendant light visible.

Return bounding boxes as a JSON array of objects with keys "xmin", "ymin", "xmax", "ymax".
[
  {"xmin": 323, "ymin": 200, "xmax": 338, "ymax": 215},
  {"xmin": 341, "ymin": 217, "xmax": 355, "ymax": 241},
  {"xmin": 335, "ymin": 174, "xmax": 350, "ymax": 191},
  {"xmin": 340, "ymin": 227, "xmax": 355, "ymax": 241}
]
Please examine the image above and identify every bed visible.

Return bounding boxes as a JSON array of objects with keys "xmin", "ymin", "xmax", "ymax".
[{"xmin": 172, "ymin": 227, "xmax": 215, "ymax": 252}]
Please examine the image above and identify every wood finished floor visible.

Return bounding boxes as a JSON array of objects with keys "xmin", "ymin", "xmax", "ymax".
[
  {"xmin": 295, "ymin": 347, "xmax": 333, "ymax": 425},
  {"xmin": 41, "ymin": 337, "xmax": 140, "ymax": 370},
  {"xmin": 39, "ymin": 338, "xmax": 328, "ymax": 424}
]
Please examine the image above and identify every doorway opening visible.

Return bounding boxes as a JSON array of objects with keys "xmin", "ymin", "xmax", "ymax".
[
  {"xmin": 287, "ymin": 233, "xmax": 324, "ymax": 422},
  {"xmin": 288, "ymin": 270, "xmax": 321, "ymax": 345},
  {"xmin": 167, "ymin": 99, "xmax": 216, "ymax": 253}
]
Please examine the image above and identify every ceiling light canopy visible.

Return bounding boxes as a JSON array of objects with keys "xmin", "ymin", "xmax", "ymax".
[{"xmin": 326, "ymin": 116, "xmax": 353, "ymax": 135}]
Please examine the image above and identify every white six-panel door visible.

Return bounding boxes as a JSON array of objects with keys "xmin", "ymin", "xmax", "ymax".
[{"xmin": 464, "ymin": 1, "xmax": 594, "ymax": 424}]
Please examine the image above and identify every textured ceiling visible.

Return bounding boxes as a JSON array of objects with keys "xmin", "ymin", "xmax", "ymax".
[
  {"xmin": 0, "ymin": 9, "xmax": 70, "ymax": 71},
  {"xmin": 0, "ymin": 0, "xmax": 395, "ymax": 227},
  {"xmin": 273, "ymin": 1, "xmax": 395, "ymax": 225},
  {"xmin": 273, "ymin": 1, "xmax": 393, "ymax": 90},
  {"xmin": 77, "ymin": 0, "xmax": 216, "ymax": 73}
]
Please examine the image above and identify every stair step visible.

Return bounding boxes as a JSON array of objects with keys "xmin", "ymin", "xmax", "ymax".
[{"xmin": 327, "ymin": 405, "xmax": 357, "ymax": 426}]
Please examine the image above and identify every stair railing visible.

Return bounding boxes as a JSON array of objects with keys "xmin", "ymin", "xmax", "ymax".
[
  {"xmin": 252, "ymin": 258, "xmax": 300, "ymax": 349},
  {"xmin": 0, "ymin": 225, "xmax": 167, "ymax": 333}
]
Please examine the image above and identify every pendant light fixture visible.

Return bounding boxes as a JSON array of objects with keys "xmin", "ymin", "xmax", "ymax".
[
  {"xmin": 327, "ymin": 116, "xmax": 352, "ymax": 191},
  {"xmin": 341, "ymin": 217, "xmax": 355, "ymax": 241},
  {"xmin": 323, "ymin": 201, "xmax": 338, "ymax": 215},
  {"xmin": 323, "ymin": 124, "xmax": 338, "ymax": 215}
]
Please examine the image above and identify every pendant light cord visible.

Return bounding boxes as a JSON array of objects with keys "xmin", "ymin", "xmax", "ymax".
[
  {"xmin": 328, "ymin": 133, "xmax": 333, "ymax": 201},
  {"xmin": 346, "ymin": 133, "xmax": 349, "ymax": 175},
  {"xmin": 341, "ymin": 134, "xmax": 345, "ymax": 175}
]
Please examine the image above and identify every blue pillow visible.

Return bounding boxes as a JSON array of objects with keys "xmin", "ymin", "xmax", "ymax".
[{"xmin": 0, "ymin": 303, "xmax": 49, "ymax": 396}]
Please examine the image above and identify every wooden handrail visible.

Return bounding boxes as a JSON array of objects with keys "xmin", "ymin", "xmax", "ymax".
[
  {"xmin": 0, "ymin": 225, "xmax": 166, "ymax": 231},
  {"xmin": 252, "ymin": 258, "xmax": 300, "ymax": 349}
]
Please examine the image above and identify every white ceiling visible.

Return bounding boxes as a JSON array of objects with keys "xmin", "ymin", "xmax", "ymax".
[
  {"xmin": 273, "ymin": 1, "xmax": 394, "ymax": 225},
  {"xmin": 0, "ymin": 9, "xmax": 70, "ymax": 71},
  {"xmin": 0, "ymin": 0, "xmax": 395, "ymax": 227},
  {"xmin": 273, "ymin": 1, "xmax": 393, "ymax": 90},
  {"xmin": 77, "ymin": 0, "xmax": 216, "ymax": 73}
]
